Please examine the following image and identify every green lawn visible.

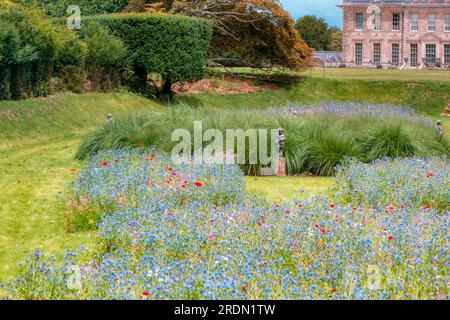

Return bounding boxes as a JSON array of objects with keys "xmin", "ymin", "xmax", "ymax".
[
  {"xmin": 227, "ymin": 67, "xmax": 450, "ymax": 82},
  {"xmin": 0, "ymin": 92, "xmax": 161, "ymax": 282},
  {"xmin": 0, "ymin": 135, "xmax": 94, "ymax": 283},
  {"xmin": 301, "ymin": 67, "xmax": 450, "ymax": 82},
  {"xmin": 245, "ymin": 176, "xmax": 334, "ymax": 203}
]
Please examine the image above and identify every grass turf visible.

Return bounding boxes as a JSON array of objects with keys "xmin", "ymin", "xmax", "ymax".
[{"xmin": 245, "ymin": 176, "xmax": 334, "ymax": 203}]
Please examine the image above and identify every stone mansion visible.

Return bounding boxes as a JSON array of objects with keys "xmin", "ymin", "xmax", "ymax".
[{"xmin": 337, "ymin": 0, "xmax": 450, "ymax": 68}]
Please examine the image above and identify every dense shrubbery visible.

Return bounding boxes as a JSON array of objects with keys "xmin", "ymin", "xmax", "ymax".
[
  {"xmin": 79, "ymin": 22, "xmax": 128, "ymax": 91},
  {"xmin": 0, "ymin": 2, "xmax": 213, "ymax": 100},
  {"xmin": 75, "ymin": 105, "xmax": 450, "ymax": 176},
  {"xmin": 82, "ymin": 13, "xmax": 213, "ymax": 99},
  {"xmin": 0, "ymin": 5, "xmax": 60, "ymax": 99},
  {"xmin": 0, "ymin": 2, "xmax": 122, "ymax": 98},
  {"xmin": 11, "ymin": 0, "xmax": 129, "ymax": 17},
  {"xmin": 2, "ymin": 150, "xmax": 448, "ymax": 299}
]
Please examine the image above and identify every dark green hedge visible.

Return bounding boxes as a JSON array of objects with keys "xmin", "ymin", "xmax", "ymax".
[
  {"xmin": 11, "ymin": 0, "xmax": 129, "ymax": 17},
  {"xmin": 83, "ymin": 13, "xmax": 213, "ymax": 96},
  {"xmin": 0, "ymin": 7, "xmax": 58, "ymax": 99},
  {"xmin": 0, "ymin": 3, "xmax": 88, "ymax": 100}
]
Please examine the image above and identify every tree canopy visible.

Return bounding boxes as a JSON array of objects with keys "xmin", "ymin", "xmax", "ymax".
[
  {"xmin": 146, "ymin": 0, "xmax": 312, "ymax": 70},
  {"xmin": 295, "ymin": 15, "xmax": 340, "ymax": 52}
]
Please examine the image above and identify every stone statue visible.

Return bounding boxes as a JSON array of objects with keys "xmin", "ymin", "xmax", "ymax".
[
  {"xmin": 276, "ymin": 128, "xmax": 285, "ymax": 158},
  {"xmin": 436, "ymin": 120, "xmax": 443, "ymax": 135},
  {"xmin": 106, "ymin": 114, "xmax": 113, "ymax": 125}
]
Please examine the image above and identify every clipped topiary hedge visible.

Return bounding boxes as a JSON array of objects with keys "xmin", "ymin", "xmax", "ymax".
[{"xmin": 82, "ymin": 13, "xmax": 213, "ymax": 98}]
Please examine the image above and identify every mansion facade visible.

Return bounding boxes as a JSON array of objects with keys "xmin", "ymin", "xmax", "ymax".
[{"xmin": 338, "ymin": 0, "xmax": 450, "ymax": 68}]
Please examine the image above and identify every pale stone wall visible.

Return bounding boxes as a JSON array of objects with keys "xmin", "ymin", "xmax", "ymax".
[{"xmin": 338, "ymin": 0, "xmax": 450, "ymax": 68}]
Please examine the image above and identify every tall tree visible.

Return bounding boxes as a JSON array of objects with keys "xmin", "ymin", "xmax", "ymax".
[
  {"xmin": 123, "ymin": 0, "xmax": 146, "ymax": 12},
  {"xmin": 295, "ymin": 15, "xmax": 332, "ymax": 51},
  {"xmin": 147, "ymin": 0, "xmax": 312, "ymax": 70},
  {"xmin": 329, "ymin": 26, "xmax": 342, "ymax": 52}
]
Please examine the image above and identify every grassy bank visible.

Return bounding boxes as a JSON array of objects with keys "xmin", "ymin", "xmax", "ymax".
[
  {"xmin": 180, "ymin": 75, "xmax": 450, "ymax": 115},
  {"xmin": 0, "ymin": 92, "xmax": 159, "ymax": 145}
]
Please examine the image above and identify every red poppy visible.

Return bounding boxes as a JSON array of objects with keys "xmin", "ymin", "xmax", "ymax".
[
  {"xmin": 321, "ymin": 228, "xmax": 326, "ymax": 234},
  {"xmin": 315, "ymin": 223, "xmax": 319, "ymax": 228},
  {"xmin": 426, "ymin": 173, "xmax": 434, "ymax": 178},
  {"xmin": 194, "ymin": 181, "xmax": 203, "ymax": 187},
  {"xmin": 103, "ymin": 162, "xmax": 108, "ymax": 167},
  {"xmin": 242, "ymin": 285, "xmax": 248, "ymax": 293},
  {"xmin": 330, "ymin": 204, "xmax": 335, "ymax": 208},
  {"xmin": 115, "ymin": 159, "xmax": 119, "ymax": 163},
  {"xmin": 424, "ymin": 205, "xmax": 430, "ymax": 209},
  {"xmin": 181, "ymin": 185, "xmax": 186, "ymax": 188},
  {"xmin": 145, "ymin": 157, "xmax": 149, "ymax": 161},
  {"xmin": 151, "ymin": 154, "xmax": 155, "ymax": 159},
  {"xmin": 330, "ymin": 288, "xmax": 336, "ymax": 294},
  {"xmin": 142, "ymin": 291, "xmax": 149, "ymax": 296},
  {"xmin": 388, "ymin": 236, "xmax": 393, "ymax": 241}
]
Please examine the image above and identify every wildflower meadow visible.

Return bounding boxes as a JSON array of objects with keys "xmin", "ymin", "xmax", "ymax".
[{"xmin": 2, "ymin": 149, "xmax": 448, "ymax": 300}]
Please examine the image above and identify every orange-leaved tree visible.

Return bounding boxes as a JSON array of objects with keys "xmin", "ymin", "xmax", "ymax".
[{"xmin": 144, "ymin": 0, "xmax": 312, "ymax": 70}]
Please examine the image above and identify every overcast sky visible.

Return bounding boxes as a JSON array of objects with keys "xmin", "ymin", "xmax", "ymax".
[{"xmin": 280, "ymin": 0, "xmax": 342, "ymax": 28}]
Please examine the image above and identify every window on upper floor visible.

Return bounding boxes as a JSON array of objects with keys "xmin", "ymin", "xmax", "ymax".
[
  {"xmin": 411, "ymin": 14, "xmax": 419, "ymax": 31},
  {"xmin": 445, "ymin": 14, "xmax": 450, "ymax": 32},
  {"xmin": 428, "ymin": 14, "xmax": 436, "ymax": 32},
  {"xmin": 355, "ymin": 12, "xmax": 363, "ymax": 31},
  {"xmin": 393, "ymin": 13, "xmax": 401, "ymax": 31},
  {"xmin": 374, "ymin": 11, "xmax": 381, "ymax": 31}
]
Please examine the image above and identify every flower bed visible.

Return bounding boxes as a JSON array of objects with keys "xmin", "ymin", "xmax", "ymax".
[
  {"xmin": 2, "ymin": 150, "xmax": 448, "ymax": 300},
  {"xmin": 264, "ymin": 102, "xmax": 434, "ymax": 127},
  {"xmin": 335, "ymin": 157, "xmax": 450, "ymax": 212}
]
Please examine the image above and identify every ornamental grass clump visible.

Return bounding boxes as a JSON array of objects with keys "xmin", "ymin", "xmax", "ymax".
[{"xmin": 75, "ymin": 106, "xmax": 450, "ymax": 176}]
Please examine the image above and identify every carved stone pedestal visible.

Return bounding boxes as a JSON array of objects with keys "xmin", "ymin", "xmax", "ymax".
[{"xmin": 277, "ymin": 158, "xmax": 286, "ymax": 176}]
